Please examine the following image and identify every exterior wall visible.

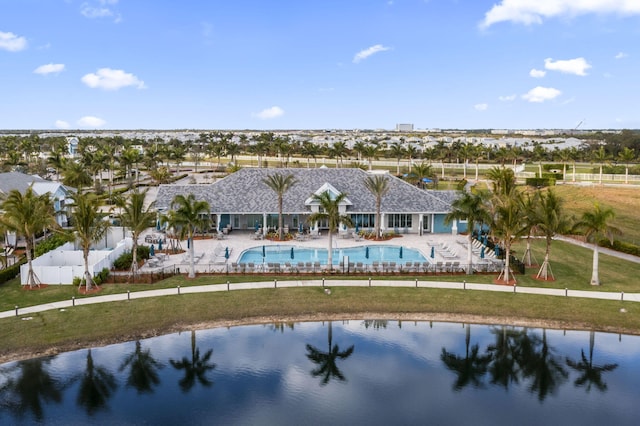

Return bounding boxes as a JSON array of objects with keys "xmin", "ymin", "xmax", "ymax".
[{"xmin": 432, "ymin": 214, "xmax": 452, "ymax": 233}]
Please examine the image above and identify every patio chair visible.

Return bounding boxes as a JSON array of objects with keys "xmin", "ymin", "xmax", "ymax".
[
  {"xmin": 356, "ymin": 262, "xmax": 364, "ymax": 273},
  {"xmin": 297, "ymin": 262, "xmax": 305, "ymax": 273}
]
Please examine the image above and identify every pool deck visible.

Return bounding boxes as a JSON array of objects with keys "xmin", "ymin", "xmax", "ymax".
[{"xmin": 137, "ymin": 229, "xmax": 501, "ymax": 274}]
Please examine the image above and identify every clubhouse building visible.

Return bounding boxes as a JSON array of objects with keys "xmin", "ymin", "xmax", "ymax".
[{"xmin": 154, "ymin": 168, "xmax": 465, "ymax": 236}]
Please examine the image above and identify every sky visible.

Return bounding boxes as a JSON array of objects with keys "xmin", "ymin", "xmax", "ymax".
[{"xmin": 1, "ymin": 0, "xmax": 639, "ymax": 131}]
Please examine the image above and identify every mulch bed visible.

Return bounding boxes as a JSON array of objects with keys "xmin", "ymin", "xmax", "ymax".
[{"xmin": 22, "ymin": 283, "xmax": 49, "ymax": 291}]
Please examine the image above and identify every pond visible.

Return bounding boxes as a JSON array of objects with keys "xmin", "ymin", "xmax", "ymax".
[
  {"xmin": 238, "ymin": 244, "xmax": 428, "ymax": 266},
  {"xmin": 1, "ymin": 321, "xmax": 639, "ymax": 425}
]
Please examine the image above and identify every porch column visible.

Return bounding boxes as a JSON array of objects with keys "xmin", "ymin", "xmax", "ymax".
[
  {"xmin": 263, "ymin": 212, "xmax": 267, "ymax": 235},
  {"xmin": 380, "ymin": 213, "xmax": 386, "ymax": 236},
  {"xmin": 419, "ymin": 215, "xmax": 423, "ymax": 236},
  {"xmin": 216, "ymin": 214, "xmax": 222, "ymax": 232}
]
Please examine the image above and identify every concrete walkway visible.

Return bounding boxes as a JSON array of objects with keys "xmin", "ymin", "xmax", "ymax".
[{"xmin": 2, "ymin": 278, "xmax": 638, "ymax": 320}]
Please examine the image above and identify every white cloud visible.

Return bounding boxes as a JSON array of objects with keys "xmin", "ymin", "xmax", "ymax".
[
  {"xmin": 615, "ymin": 52, "xmax": 628, "ymax": 59},
  {"xmin": 474, "ymin": 103, "xmax": 489, "ymax": 111},
  {"xmin": 529, "ymin": 68, "xmax": 546, "ymax": 78},
  {"xmin": 480, "ymin": 0, "xmax": 640, "ymax": 28},
  {"xmin": 34, "ymin": 63, "xmax": 65, "ymax": 75},
  {"xmin": 253, "ymin": 106, "xmax": 284, "ymax": 120},
  {"xmin": 0, "ymin": 31, "xmax": 27, "ymax": 52},
  {"xmin": 544, "ymin": 57, "xmax": 591, "ymax": 76},
  {"xmin": 80, "ymin": 1, "xmax": 121, "ymax": 22},
  {"xmin": 522, "ymin": 86, "xmax": 562, "ymax": 103},
  {"xmin": 353, "ymin": 44, "xmax": 390, "ymax": 63},
  {"xmin": 81, "ymin": 68, "xmax": 146, "ymax": 90},
  {"xmin": 55, "ymin": 120, "xmax": 70, "ymax": 129},
  {"xmin": 498, "ymin": 94, "xmax": 517, "ymax": 101},
  {"xmin": 77, "ymin": 116, "xmax": 106, "ymax": 128}
]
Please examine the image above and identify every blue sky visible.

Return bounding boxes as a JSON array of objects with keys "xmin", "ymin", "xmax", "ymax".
[{"xmin": 1, "ymin": 0, "xmax": 639, "ymax": 130}]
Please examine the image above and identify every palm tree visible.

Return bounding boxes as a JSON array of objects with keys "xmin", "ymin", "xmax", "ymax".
[
  {"xmin": 307, "ymin": 191, "xmax": 354, "ymax": 269},
  {"xmin": 263, "ymin": 173, "xmax": 297, "ymax": 241},
  {"xmin": 444, "ymin": 189, "xmax": 490, "ymax": 274},
  {"xmin": 573, "ymin": 203, "xmax": 621, "ymax": 285},
  {"xmin": 170, "ymin": 194, "xmax": 210, "ymax": 278},
  {"xmin": 117, "ymin": 189, "xmax": 156, "ymax": 281},
  {"xmin": 441, "ymin": 324, "xmax": 491, "ymax": 390},
  {"xmin": 305, "ymin": 322, "xmax": 355, "ymax": 386},
  {"xmin": 487, "ymin": 167, "xmax": 525, "ymax": 284},
  {"xmin": 119, "ymin": 341, "xmax": 163, "ymax": 394},
  {"xmin": 388, "ymin": 142, "xmax": 406, "ymax": 175},
  {"xmin": 62, "ymin": 161, "xmax": 93, "ymax": 193},
  {"xmin": 170, "ymin": 330, "xmax": 216, "ymax": 393},
  {"xmin": 362, "ymin": 144, "xmax": 380, "ymax": 171},
  {"xmin": 0, "ymin": 188, "xmax": 57, "ymax": 287},
  {"xmin": 406, "ymin": 163, "xmax": 435, "ymax": 189},
  {"xmin": 534, "ymin": 189, "xmax": 570, "ymax": 280},
  {"xmin": 566, "ymin": 331, "xmax": 618, "ymax": 392},
  {"xmin": 68, "ymin": 192, "xmax": 111, "ymax": 291},
  {"xmin": 363, "ymin": 175, "xmax": 390, "ymax": 239}
]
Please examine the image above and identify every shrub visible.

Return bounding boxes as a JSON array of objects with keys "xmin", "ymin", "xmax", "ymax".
[
  {"xmin": 525, "ymin": 177, "xmax": 556, "ymax": 187},
  {"xmin": 34, "ymin": 231, "xmax": 73, "ymax": 257},
  {"xmin": 112, "ymin": 246, "xmax": 151, "ymax": 270},
  {"xmin": 113, "ymin": 251, "xmax": 133, "ymax": 270},
  {"xmin": 0, "ymin": 260, "xmax": 26, "ymax": 284}
]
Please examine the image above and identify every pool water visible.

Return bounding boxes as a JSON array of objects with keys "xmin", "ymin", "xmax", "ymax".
[{"xmin": 238, "ymin": 244, "xmax": 428, "ymax": 265}]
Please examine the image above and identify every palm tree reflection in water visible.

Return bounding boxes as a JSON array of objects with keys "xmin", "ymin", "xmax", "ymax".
[
  {"xmin": 170, "ymin": 330, "xmax": 216, "ymax": 393},
  {"xmin": 306, "ymin": 322, "xmax": 355, "ymax": 386}
]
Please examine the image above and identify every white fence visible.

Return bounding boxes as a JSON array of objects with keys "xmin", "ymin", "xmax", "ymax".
[{"xmin": 21, "ymin": 236, "xmax": 133, "ymax": 285}]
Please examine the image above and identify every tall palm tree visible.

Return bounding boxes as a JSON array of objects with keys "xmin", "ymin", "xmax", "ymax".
[
  {"xmin": 307, "ymin": 191, "xmax": 353, "ymax": 269},
  {"xmin": 117, "ymin": 189, "xmax": 157, "ymax": 280},
  {"xmin": 573, "ymin": 203, "xmax": 621, "ymax": 285},
  {"xmin": 69, "ymin": 192, "xmax": 111, "ymax": 291},
  {"xmin": 363, "ymin": 175, "xmax": 390, "ymax": 239},
  {"xmin": 0, "ymin": 188, "xmax": 57, "ymax": 287},
  {"xmin": 362, "ymin": 144, "xmax": 380, "ymax": 171},
  {"xmin": 305, "ymin": 322, "xmax": 355, "ymax": 386},
  {"xmin": 487, "ymin": 167, "xmax": 525, "ymax": 284},
  {"xmin": 534, "ymin": 189, "xmax": 570, "ymax": 280},
  {"xmin": 119, "ymin": 340, "xmax": 163, "ymax": 394},
  {"xmin": 444, "ymin": 189, "xmax": 490, "ymax": 274},
  {"xmin": 170, "ymin": 330, "xmax": 216, "ymax": 393},
  {"xmin": 388, "ymin": 142, "xmax": 406, "ymax": 175},
  {"xmin": 170, "ymin": 194, "xmax": 210, "ymax": 278},
  {"xmin": 263, "ymin": 173, "xmax": 297, "ymax": 240}
]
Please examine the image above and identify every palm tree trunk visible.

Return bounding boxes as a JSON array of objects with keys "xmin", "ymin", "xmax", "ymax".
[
  {"xmin": 84, "ymin": 250, "xmax": 93, "ymax": 291},
  {"xmin": 129, "ymin": 240, "xmax": 138, "ymax": 282},
  {"xmin": 188, "ymin": 231, "xmax": 195, "ymax": 279},
  {"xmin": 25, "ymin": 238, "xmax": 40, "ymax": 288},
  {"xmin": 466, "ymin": 233, "xmax": 473, "ymax": 275},
  {"xmin": 590, "ymin": 244, "xmax": 600, "ymax": 285},
  {"xmin": 327, "ymin": 231, "xmax": 333, "ymax": 269}
]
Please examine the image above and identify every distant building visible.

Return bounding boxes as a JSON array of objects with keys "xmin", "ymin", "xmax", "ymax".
[{"xmin": 395, "ymin": 123, "xmax": 414, "ymax": 132}]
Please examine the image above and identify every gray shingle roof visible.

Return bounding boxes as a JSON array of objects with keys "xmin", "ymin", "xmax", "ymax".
[{"xmin": 155, "ymin": 168, "xmax": 455, "ymax": 214}]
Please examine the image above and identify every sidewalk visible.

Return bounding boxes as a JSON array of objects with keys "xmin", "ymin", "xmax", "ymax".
[{"xmin": 2, "ymin": 278, "xmax": 638, "ymax": 319}]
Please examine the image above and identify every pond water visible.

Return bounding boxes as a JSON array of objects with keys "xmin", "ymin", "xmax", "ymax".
[
  {"xmin": 238, "ymin": 244, "xmax": 428, "ymax": 265},
  {"xmin": 1, "ymin": 321, "xmax": 639, "ymax": 425}
]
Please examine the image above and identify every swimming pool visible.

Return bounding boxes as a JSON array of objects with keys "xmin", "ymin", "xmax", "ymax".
[{"xmin": 238, "ymin": 245, "xmax": 428, "ymax": 265}]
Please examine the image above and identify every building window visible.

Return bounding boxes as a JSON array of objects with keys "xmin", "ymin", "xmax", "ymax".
[
  {"xmin": 350, "ymin": 214, "xmax": 375, "ymax": 228},
  {"xmin": 387, "ymin": 214, "xmax": 412, "ymax": 229}
]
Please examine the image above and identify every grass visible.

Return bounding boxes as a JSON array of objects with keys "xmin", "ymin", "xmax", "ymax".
[
  {"xmin": 2, "ymin": 285, "xmax": 639, "ymax": 362},
  {"xmin": 553, "ymin": 185, "xmax": 640, "ymax": 243}
]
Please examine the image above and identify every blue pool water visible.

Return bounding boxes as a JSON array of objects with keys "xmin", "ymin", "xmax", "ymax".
[{"xmin": 238, "ymin": 244, "xmax": 428, "ymax": 265}]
